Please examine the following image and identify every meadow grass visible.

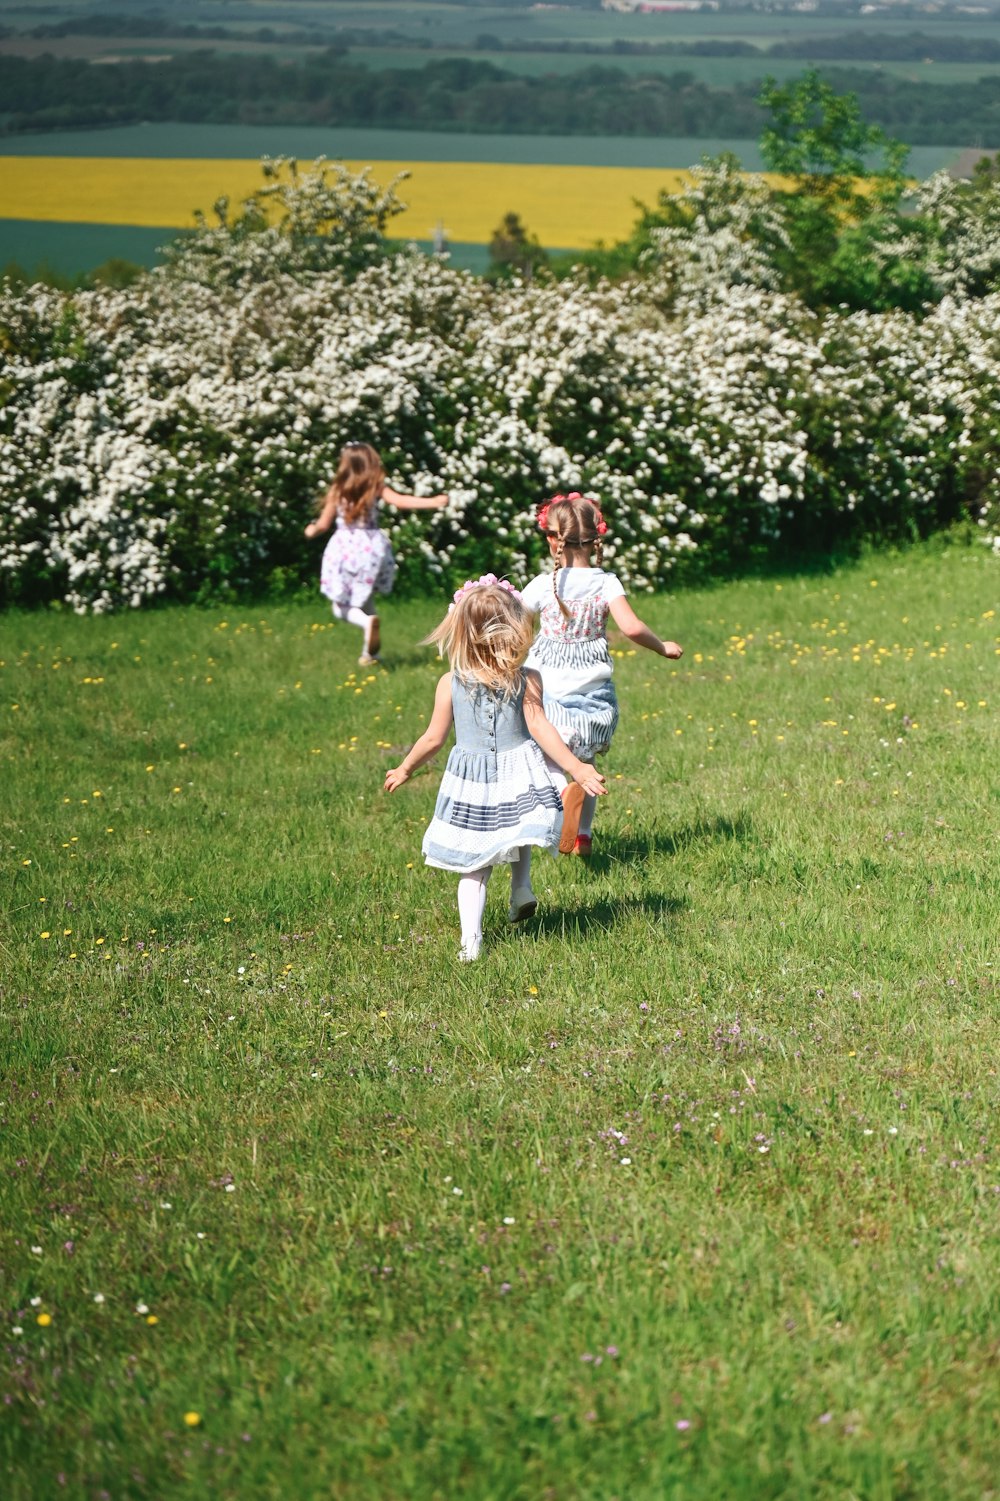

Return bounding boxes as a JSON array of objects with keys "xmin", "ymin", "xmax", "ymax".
[{"xmin": 1, "ymin": 539, "xmax": 998, "ymax": 1499}]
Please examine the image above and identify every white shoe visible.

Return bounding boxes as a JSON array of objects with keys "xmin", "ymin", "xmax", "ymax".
[
  {"xmin": 508, "ymin": 886, "xmax": 537, "ymax": 923},
  {"xmin": 458, "ymin": 937, "xmax": 483, "ymax": 963}
]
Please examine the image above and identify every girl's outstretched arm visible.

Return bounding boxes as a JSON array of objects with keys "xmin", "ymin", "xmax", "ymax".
[
  {"xmin": 304, "ymin": 485, "xmax": 339, "ymax": 538},
  {"xmin": 522, "ymin": 671, "xmax": 608, "ymax": 797},
  {"xmin": 382, "ymin": 484, "xmax": 449, "ymax": 513},
  {"xmin": 384, "ymin": 673, "xmax": 454, "ymax": 792},
  {"xmin": 609, "ymin": 596, "xmax": 683, "ymax": 659}
]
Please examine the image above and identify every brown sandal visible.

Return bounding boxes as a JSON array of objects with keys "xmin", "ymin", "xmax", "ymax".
[{"xmin": 559, "ymin": 783, "xmax": 585, "ymax": 855}]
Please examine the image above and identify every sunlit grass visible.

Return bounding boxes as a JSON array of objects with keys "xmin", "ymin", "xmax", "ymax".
[{"xmin": 1, "ymin": 538, "xmax": 997, "ymax": 1498}]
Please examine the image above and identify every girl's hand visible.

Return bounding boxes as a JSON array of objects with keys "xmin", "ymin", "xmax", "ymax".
[
  {"xmin": 384, "ymin": 765, "xmax": 411, "ymax": 793},
  {"xmin": 571, "ymin": 762, "xmax": 607, "ymax": 797},
  {"xmin": 662, "ymin": 641, "xmax": 683, "ymax": 659},
  {"xmin": 304, "ymin": 522, "xmax": 317, "ymax": 538},
  {"xmin": 434, "ymin": 494, "xmax": 449, "ymax": 509}
]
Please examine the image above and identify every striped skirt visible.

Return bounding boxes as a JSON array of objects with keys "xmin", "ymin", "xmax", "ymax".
[
  {"xmin": 527, "ymin": 636, "xmax": 620, "ymax": 762},
  {"xmin": 543, "ymin": 679, "xmax": 619, "ymax": 763},
  {"xmin": 423, "ymin": 741, "xmax": 563, "ymax": 873}
]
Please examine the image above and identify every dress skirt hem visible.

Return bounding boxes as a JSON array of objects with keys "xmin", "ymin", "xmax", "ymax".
[{"xmin": 421, "ymin": 737, "xmax": 563, "ymax": 873}]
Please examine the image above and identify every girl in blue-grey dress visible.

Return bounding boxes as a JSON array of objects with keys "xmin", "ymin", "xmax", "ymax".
[{"xmin": 384, "ymin": 576, "xmax": 607, "ymax": 962}]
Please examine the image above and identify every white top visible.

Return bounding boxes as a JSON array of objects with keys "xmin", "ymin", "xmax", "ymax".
[
  {"xmin": 522, "ymin": 567, "xmax": 625, "ymax": 698},
  {"xmin": 521, "ymin": 566, "xmax": 625, "ymax": 615}
]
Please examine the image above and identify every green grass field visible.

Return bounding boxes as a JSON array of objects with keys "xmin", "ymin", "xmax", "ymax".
[{"xmin": 2, "ymin": 539, "xmax": 998, "ymax": 1498}]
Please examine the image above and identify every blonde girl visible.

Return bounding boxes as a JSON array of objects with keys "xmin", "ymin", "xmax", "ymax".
[
  {"xmin": 305, "ymin": 441, "xmax": 447, "ymax": 665},
  {"xmin": 521, "ymin": 493, "xmax": 683, "ymax": 856},
  {"xmin": 384, "ymin": 575, "xmax": 606, "ymax": 962}
]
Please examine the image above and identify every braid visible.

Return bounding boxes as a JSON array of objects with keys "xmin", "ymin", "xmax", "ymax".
[
  {"xmin": 551, "ymin": 539, "xmax": 571, "ymax": 619},
  {"xmin": 540, "ymin": 493, "xmax": 609, "ymax": 619}
]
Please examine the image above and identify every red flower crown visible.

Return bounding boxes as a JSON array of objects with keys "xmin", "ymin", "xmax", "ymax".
[{"xmin": 536, "ymin": 492, "xmax": 607, "ymax": 535}]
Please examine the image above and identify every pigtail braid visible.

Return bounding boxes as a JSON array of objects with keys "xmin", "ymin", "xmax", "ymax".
[{"xmin": 551, "ymin": 540, "xmax": 571, "ymax": 620}]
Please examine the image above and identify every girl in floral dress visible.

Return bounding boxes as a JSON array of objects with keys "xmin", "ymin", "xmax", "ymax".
[
  {"xmin": 384, "ymin": 576, "xmax": 606, "ymax": 962},
  {"xmin": 521, "ymin": 493, "xmax": 683, "ymax": 855},
  {"xmin": 305, "ymin": 442, "xmax": 447, "ymax": 665}
]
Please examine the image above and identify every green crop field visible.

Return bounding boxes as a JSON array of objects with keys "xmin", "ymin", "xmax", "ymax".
[{"xmin": 2, "ymin": 538, "xmax": 997, "ymax": 1497}]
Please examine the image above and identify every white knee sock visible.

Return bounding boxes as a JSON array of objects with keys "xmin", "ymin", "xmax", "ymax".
[
  {"xmin": 457, "ymin": 867, "xmax": 491, "ymax": 948},
  {"xmin": 578, "ymin": 794, "xmax": 597, "ymax": 838},
  {"xmin": 332, "ymin": 603, "xmax": 372, "ymax": 634}
]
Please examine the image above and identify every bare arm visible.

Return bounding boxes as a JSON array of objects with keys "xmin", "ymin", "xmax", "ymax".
[
  {"xmin": 382, "ymin": 483, "xmax": 449, "ymax": 513},
  {"xmin": 304, "ymin": 484, "xmax": 339, "ymax": 538},
  {"xmin": 522, "ymin": 671, "xmax": 607, "ymax": 796},
  {"xmin": 609, "ymin": 595, "xmax": 683, "ymax": 659},
  {"xmin": 384, "ymin": 673, "xmax": 454, "ymax": 791}
]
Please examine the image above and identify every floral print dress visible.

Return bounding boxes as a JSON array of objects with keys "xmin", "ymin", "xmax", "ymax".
[{"xmin": 319, "ymin": 497, "xmax": 396, "ymax": 609}]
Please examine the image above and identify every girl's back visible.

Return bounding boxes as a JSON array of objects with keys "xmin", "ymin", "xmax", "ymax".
[{"xmin": 451, "ymin": 676, "xmax": 531, "ymax": 758}]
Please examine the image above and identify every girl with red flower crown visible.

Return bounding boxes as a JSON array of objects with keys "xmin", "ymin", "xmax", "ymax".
[{"xmin": 521, "ymin": 493, "xmax": 683, "ymax": 856}]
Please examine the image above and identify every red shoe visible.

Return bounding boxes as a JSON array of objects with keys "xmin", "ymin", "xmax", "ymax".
[{"xmin": 573, "ymin": 834, "xmax": 592, "ymax": 857}]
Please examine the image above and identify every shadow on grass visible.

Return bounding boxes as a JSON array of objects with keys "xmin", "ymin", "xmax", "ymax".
[
  {"xmin": 510, "ymin": 889, "xmax": 687, "ymax": 942},
  {"xmin": 587, "ymin": 811, "xmax": 755, "ymax": 869}
]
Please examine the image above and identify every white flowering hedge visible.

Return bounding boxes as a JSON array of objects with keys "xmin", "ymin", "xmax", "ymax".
[{"xmin": 1, "ymin": 162, "xmax": 998, "ymax": 612}]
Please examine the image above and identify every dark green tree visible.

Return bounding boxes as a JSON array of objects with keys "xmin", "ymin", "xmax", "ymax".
[
  {"xmin": 757, "ymin": 69, "xmax": 920, "ymax": 308},
  {"xmin": 486, "ymin": 213, "xmax": 549, "ymax": 283}
]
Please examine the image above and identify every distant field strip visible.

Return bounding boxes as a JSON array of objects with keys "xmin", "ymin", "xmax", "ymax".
[{"xmin": 1, "ymin": 156, "xmax": 699, "ymax": 247}]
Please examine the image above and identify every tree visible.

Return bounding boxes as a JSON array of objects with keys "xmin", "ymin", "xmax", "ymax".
[
  {"xmin": 486, "ymin": 213, "xmax": 548, "ymax": 283},
  {"xmin": 757, "ymin": 70, "xmax": 916, "ymax": 309}
]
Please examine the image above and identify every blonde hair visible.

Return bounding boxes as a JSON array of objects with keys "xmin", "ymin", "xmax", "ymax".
[
  {"xmin": 425, "ymin": 585, "xmax": 534, "ymax": 697},
  {"xmin": 325, "ymin": 442, "xmax": 385, "ymax": 524},
  {"xmin": 544, "ymin": 495, "xmax": 606, "ymax": 618}
]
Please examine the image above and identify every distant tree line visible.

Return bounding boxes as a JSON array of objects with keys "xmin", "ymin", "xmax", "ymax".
[
  {"xmin": 769, "ymin": 31, "xmax": 1000, "ymax": 63},
  {"xmin": 7, "ymin": 11, "xmax": 1000, "ymax": 66},
  {"xmin": 2, "ymin": 51, "xmax": 999, "ymax": 144}
]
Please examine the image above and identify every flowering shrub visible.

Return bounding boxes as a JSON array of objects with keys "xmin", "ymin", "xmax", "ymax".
[{"xmin": 1, "ymin": 161, "xmax": 998, "ymax": 613}]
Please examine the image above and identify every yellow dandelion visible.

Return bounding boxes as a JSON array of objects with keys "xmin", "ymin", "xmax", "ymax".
[
  {"xmin": 37, "ymin": 1312, "xmax": 52, "ymax": 1327},
  {"xmin": 40, "ymin": 931, "xmax": 51, "ymax": 939},
  {"xmin": 183, "ymin": 1411, "xmax": 201, "ymax": 1428}
]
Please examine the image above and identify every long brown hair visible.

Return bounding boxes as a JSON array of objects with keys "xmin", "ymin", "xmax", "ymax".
[
  {"xmin": 328, "ymin": 442, "xmax": 385, "ymax": 524},
  {"xmin": 543, "ymin": 495, "xmax": 606, "ymax": 619},
  {"xmin": 424, "ymin": 584, "xmax": 533, "ymax": 698}
]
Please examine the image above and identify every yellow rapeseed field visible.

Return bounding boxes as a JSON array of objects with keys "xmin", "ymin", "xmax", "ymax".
[{"xmin": 1, "ymin": 156, "xmax": 699, "ymax": 247}]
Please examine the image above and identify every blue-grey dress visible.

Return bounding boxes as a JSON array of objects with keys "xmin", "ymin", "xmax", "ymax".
[{"xmin": 422, "ymin": 675, "xmax": 563, "ymax": 873}]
